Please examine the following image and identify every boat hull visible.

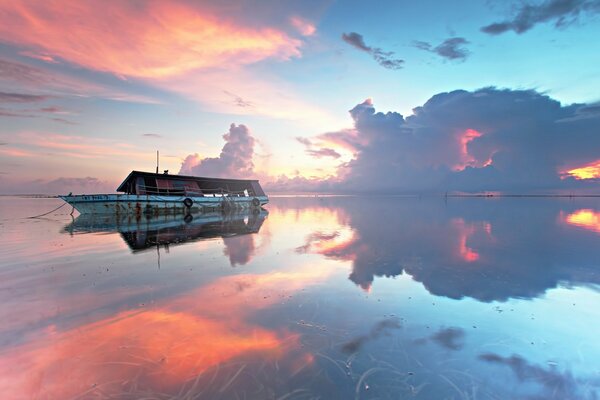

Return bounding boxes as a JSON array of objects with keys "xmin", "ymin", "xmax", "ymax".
[{"xmin": 59, "ymin": 194, "xmax": 268, "ymax": 215}]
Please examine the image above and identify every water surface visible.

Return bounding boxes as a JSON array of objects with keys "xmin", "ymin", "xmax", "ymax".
[{"xmin": 1, "ymin": 195, "xmax": 599, "ymax": 399}]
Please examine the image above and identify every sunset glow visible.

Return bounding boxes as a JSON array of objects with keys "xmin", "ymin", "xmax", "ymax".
[
  {"xmin": 563, "ymin": 209, "xmax": 600, "ymax": 233},
  {"xmin": 563, "ymin": 160, "xmax": 600, "ymax": 180},
  {"xmin": 454, "ymin": 128, "xmax": 486, "ymax": 171},
  {"xmin": 0, "ymin": 266, "xmax": 334, "ymax": 398},
  {"xmin": 0, "ymin": 1, "xmax": 598, "ymax": 194},
  {"xmin": 0, "ymin": 1, "xmax": 301, "ymax": 79},
  {"xmin": 453, "ymin": 218, "xmax": 481, "ymax": 262}
]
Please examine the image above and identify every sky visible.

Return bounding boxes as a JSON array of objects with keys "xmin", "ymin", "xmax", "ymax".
[{"xmin": 0, "ymin": 0, "xmax": 599, "ymax": 194}]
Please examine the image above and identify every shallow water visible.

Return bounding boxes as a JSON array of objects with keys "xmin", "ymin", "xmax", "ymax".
[{"xmin": 1, "ymin": 195, "xmax": 599, "ymax": 399}]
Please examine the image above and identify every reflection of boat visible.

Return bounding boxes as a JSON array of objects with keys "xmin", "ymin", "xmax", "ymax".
[
  {"xmin": 63, "ymin": 209, "xmax": 268, "ymax": 252},
  {"xmin": 59, "ymin": 170, "xmax": 268, "ymax": 215}
]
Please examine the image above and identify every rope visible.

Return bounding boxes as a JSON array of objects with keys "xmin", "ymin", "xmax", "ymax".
[{"xmin": 26, "ymin": 202, "xmax": 68, "ymax": 219}]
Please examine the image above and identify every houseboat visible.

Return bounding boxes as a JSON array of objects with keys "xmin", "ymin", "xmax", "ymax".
[{"xmin": 60, "ymin": 170, "xmax": 268, "ymax": 215}]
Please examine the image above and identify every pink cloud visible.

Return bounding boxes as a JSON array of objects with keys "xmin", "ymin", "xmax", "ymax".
[
  {"xmin": 179, "ymin": 124, "xmax": 255, "ymax": 179},
  {"xmin": 0, "ymin": 1, "xmax": 302, "ymax": 79},
  {"xmin": 290, "ymin": 16, "xmax": 317, "ymax": 36}
]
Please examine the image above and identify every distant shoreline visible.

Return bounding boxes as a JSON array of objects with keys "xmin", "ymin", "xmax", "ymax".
[{"xmin": 1, "ymin": 193, "xmax": 599, "ymax": 199}]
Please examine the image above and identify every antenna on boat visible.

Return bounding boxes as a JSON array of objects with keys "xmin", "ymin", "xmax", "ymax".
[{"xmin": 156, "ymin": 150, "xmax": 159, "ymax": 174}]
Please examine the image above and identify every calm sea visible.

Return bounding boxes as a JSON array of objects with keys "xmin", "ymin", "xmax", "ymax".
[{"xmin": 1, "ymin": 195, "xmax": 599, "ymax": 399}]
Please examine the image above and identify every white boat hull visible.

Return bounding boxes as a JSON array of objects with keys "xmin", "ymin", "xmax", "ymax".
[{"xmin": 59, "ymin": 194, "xmax": 268, "ymax": 215}]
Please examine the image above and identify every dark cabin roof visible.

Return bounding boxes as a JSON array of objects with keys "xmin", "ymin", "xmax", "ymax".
[{"xmin": 116, "ymin": 170, "xmax": 261, "ymax": 192}]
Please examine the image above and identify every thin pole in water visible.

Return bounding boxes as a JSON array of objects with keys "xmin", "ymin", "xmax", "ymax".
[{"xmin": 156, "ymin": 150, "xmax": 159, "ymax": 174}]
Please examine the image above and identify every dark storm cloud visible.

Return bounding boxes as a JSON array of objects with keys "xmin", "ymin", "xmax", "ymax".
[
  {"xmin": 179, "ymin": 123, "xmax": 256, "ymax": 178},
  {"xmin": 482, "ymin": 0, "xmax": 600, "ymax": 35},
  {"xmin": 318, "ymin": 88, "xmax": 600, "ymax": 193},
  {"xmin": 413, "ymin": 37, "xmax": 471, "ymax": 61},
  {"xmin": 342, "ymin": 32, "xmax": 404, "ymax": 70},
  {"xmin": 0, "ymin": 91, "xmax": 51, "ymax": 103}
]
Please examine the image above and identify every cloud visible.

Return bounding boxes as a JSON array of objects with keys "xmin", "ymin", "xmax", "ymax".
[
  {"xmin": 308, "ymin": 88, "xmax": 600, "ymax": 193},
  {"xmin": 306, "ymin": 148, "xmax": 342, "ymax": 159},
  {"xmin": 0, "ymin": 58, "xmax": 160, "ymax": 105},
  {"xmin": 0, "ymin": 176, "xmax": 116, "ymax": 195},
  {"xmin": 290, "ymin": 16, "xmax": 316, "ymax": 36},
  {"xmin": 413, "ymin": 37, "xmax": 470, "ymax": 61},
  {"xmin": 0, "ymin": 1, "xmax": 302, "ymax": 79},
  {"xmin": 263, "ymin": 174, "xmax": 335, "ymax": 193},
  {"xmin": 181, "ymin": 87, "xmax": 599, "ymax": 195},
  {"xmin": 39, "ymin": 106, "xmax": 71, "ymax": 114},
  {"xmin": 482, "ymin": 0, "xmax": 600, "ymax": 35},
  {"xmin": 223, "ymin": 91, "xmax": 254, "ymax": 108},
  {"xmin": 0, "ymin": 5, "xmax": 337, "ymax": 122},
  {"xmin": 179, "ymin": 124, "xmax": 256, "ymax": 178},
  {"xmin": 0, "ymin": 91, "xmax": 51, "ymax": 103},
  {"xmin": 342, "ymin": 32, "xmax": 404, "ymax": 70},
  {"xmin": 296, "ymin": 136, "xmax": 341, "ymax": 159},
  {"xmin": 0, "ymin": 108, "xmax": 35, "ymax": 118},
  {"xmin": 141, "ymin": 133, "xmax": 162, "ymax": 138}
]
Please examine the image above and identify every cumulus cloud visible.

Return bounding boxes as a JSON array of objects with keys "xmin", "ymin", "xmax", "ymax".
[
  {"xmin": 413, "ymin": 37, "xmax": 470, "ymax": 61},
  {"xmin": 179, "ymin": 88, "xmax": 599, "ymax": 194},
  {"xmin": 342, "ymin": 32, "xmax": 404, "ymax": 70},
  {"xmin": 314, "ymin": 88, "xmax": 600, "ymax": 193},
  {"xmin": 179, "ymin": 124, "xmax": 256, "ymax": 178},
  {"xmin": 481, "ymin": 0, "xmax": 600, "ymax": 35}
]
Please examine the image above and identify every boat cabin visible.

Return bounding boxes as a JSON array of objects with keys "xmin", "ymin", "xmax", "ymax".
[{"xmin": 116, "ymin": 171, "xmax": 266, "ymax": 198}]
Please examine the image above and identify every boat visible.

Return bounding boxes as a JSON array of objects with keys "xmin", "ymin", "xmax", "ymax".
[{"xmin": 59, "ymin": 170, "xmax": 268, "ymax": 215}]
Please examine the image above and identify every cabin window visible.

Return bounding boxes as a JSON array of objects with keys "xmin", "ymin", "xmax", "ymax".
[
  {"xmin": 135, "ymin": 177, "xmax": 147, "ymax": 194},
  {"xmin": 144, "ymin": 177, "xmax": 157, "ymax": 194}
]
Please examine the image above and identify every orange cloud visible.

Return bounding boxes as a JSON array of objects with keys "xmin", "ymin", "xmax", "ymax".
[
  {"xmin": 0, "ymin": 1, "xmax": 301, "ymax": 79},
  {"xmin": 562, "ymin": 160, "xmax": 600, "ymax": 180}
]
